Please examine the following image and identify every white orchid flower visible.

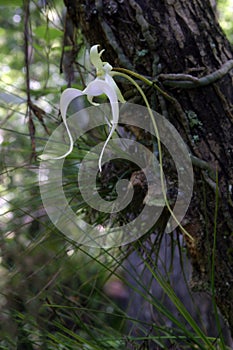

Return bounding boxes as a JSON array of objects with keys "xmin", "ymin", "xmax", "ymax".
[
  {"xmin": 90, "ymin": 45, "xmax": 125, "ymax": 104},
  {"xmin": 40, "ymin": 45, "xmax": 125, "ymax": 172}
]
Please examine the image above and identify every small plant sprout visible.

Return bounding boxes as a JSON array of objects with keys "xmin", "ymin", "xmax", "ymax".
[{"xmin": 40, "ymin": 44, "xmax": 125, "ymax": 171}]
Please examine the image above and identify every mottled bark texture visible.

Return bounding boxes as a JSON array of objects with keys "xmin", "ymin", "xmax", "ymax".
[{"xmin": 64, "ymin": 0, "xmax": 233, "ymax": 335}]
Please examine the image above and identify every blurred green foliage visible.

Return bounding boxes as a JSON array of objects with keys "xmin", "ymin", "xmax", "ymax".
[{"xmin": 218, "ymin": 0, "xmax": 233, "ymax": 43}]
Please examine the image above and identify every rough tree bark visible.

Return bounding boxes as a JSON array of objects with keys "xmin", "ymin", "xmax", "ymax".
[{"xmin": 63, "ymin": 0, "xmax": 233, "ymax": 336}]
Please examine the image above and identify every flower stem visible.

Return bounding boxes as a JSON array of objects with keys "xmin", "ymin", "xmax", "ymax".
[{"xmin": 112, "ymin": 70, "xmax": 193, "ymax": 240}]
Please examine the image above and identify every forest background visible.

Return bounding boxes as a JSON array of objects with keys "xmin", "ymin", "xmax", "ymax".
[{"xmin": 0, "ymin": 1, "xmax": 233, "ymax": 349}]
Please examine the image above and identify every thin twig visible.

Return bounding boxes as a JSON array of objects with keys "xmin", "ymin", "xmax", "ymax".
[{"xmin": 24, "ymin": 0, "xmax": 36, "ymax": 159}]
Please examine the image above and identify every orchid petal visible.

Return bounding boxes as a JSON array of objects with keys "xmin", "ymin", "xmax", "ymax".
[
  {"xmin": 105, "ymin": 74, "xmax": 126, "ymax": 103},
  {"xmin": 39, "ymin": 88, "xmax": 84, "ymax": 160},
  {"xmin": 102, "ymin": 62, "xmax": 113, "ymax": 74},
  {"xmin": 86, "ymin": 94, "xmax": 99, "ymax": 106},
  {"xmin": 99, "ymin": 49, "xmax": 105, "ymax": 57},
  {"xmin": 57, "ymin": 88, "xmax": 84, "ymax": 159}
]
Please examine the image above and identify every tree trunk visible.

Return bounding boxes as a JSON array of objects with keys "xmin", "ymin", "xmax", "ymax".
[{"xmin": 64, "ymin": 0, "xmax": 233, "ymax": 335}]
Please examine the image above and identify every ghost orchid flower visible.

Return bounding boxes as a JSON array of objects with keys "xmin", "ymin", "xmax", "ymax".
[
  {"xmin": 90, "ymin": 45, "xmax": 125, "ymax": 104},
  {"xmin": 40, "ymin": 45, "xmax": 125, "ymax": 171}
]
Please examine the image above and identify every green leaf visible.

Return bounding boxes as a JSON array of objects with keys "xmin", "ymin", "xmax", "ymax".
[{"xmin": 34, "ymin": 26, "xmax": 62, "ymax": 42}]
